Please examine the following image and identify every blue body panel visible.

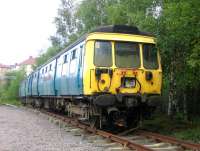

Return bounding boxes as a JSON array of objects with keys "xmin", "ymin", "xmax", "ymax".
[
  {"xmin": 19, "ymin": 80, "xmax": 26, "ymax": 97},
  {"xmin": 25, "ymin": 74, "xmax": 33, "ymax": 96},
  {"xmin": 55, "ymin": 42, "xmax": 85, "ymax": 96},
  {"xmin": 20, "ymin": 41, "xmax": 85, "ymax": 97},
  {"xmin": 31, "ymin": 70, "xmax": 39, "ymax": 96},
  {"xmin": 38, "ymin": 59, "xmax": 56, "ymax": 96}
]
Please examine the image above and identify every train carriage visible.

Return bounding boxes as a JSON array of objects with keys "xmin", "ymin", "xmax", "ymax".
[
  {"xmin": 38, "ymin": 59, "xmax": 57, "ymax": 96},
  {"xmin": 31, "ymin": 69, "xmax": 39, "ymax": 96},
  {"xmin": 20, "ymin": 25, "xmax": 162, "ymax": 129}
]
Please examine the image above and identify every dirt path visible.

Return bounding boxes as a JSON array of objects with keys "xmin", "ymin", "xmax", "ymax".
[{"xmin": 0, "ymin": 105, "xmax": 104, "ymax": 151}]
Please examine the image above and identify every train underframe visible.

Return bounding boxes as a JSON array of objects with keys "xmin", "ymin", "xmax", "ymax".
[{"xmin": 21, "ymin": 93, "xmax": 160, "ymax": 130}]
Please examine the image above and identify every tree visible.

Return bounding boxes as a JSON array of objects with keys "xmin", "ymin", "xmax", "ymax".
[
  {"xmin": 36, "ymin": 45, "xmax": 62, "ymax": 66},
  {"xmin": 0, "ymin": 69, "xmax": 25, "ymax": 101},
  {"xmin": 53, "ymin": 0, "xmax": 77, "ymax": 46},
  {"xmin": 157, "ymin": 0, "xmax": 200, "ymax": 117}
]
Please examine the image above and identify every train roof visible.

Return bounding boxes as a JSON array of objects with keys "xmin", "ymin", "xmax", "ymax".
[
  {"xmin": 34, "ymin": 25, "xmax": 153, "ymax": 71},
  {"xmin": 91, "ymin": 25, "xmax": 153, "ymax": 36}
]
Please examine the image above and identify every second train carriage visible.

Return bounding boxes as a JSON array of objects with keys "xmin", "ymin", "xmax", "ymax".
[{"xmin": 20, "ymin": 25, "xmax": 162, "ymax": 128}]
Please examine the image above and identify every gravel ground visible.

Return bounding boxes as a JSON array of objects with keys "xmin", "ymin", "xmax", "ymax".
[{"xmin": 0, "ymin": 105, "xmax": 105, "ymax": 151}]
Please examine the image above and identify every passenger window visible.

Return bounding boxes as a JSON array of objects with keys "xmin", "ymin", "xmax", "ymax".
[
  {"xmin": 49, "ymin": 64, "xmax": 52, "ymax": 71},
  {"xmin": 71, "ymin": 49, "xmax": 76, "ymax": 60},
  {"xmin": 94, "ymin": 41, "xmax": 112, "ymax": 67},
  {"xmin": 45, "ymin": 67, "xmax": 48, "ymax": 73},
  {"xmin": 64, "ymin": 54, "xmax": 68, "ymax": 63}
]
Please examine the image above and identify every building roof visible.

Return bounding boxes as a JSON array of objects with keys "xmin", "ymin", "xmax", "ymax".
[
  {"xmin": 0, "ymin": 63, "xmax": 11, "ymax": 69},
  {"xmin": 19, "ymin": 56, "xmax": 36, "ymax": 66}
]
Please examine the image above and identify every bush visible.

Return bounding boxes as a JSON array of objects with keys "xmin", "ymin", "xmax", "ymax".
[{"xmin": 0, "ymin": 69, "xmax": 25, "ymax": 105}]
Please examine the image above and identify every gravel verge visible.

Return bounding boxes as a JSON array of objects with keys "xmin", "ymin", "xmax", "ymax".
[{"xmin": 0, "ymin": 105, "xmax": 105, "ymax": 151}]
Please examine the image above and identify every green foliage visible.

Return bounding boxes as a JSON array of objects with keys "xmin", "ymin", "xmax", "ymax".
[
  {"xmin": 53, "ymin": 0, "xmax": 78, "ymax": 45},
  {"xmin": 36, "ymin": 45, "xmax": 62, "ymax": 66},
  {"xmin": 188, "ymin": 41, "xmax": 200, "ymax": 68},
  {"xmin": 0, "ymin": 69, "xmax": 25, "ymax": 105},
  {"xmin": 157, "ymin": 0, "xmax": 200, "ymax": 68},
  {"xmin": 142, "ymin": 114, "xmax": 200, "ymax": 142},
  {"xmin": 142, "ymin": 114, "xmax": 190, "ymax": 134},
  {"xmin": 173, "ymin": 127, "xmax": 200, "ymax": 143},
  {"xmin": 0, "ymin": 99, "xmax": 21, "ymax": 106}
]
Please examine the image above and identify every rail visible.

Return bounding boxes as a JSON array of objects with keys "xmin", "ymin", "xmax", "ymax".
[{"xmin": 42, "ymin": 110, "xmax": 200, "ymax": 151}]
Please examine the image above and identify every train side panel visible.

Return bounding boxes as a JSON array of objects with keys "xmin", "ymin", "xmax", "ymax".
[
  {"xmin": 55, "ymin": 56, "xmax": 61, "ymax": 96},
  {"xmin": 67, "ymin": 43, "xmax": 84, "ymax": 95},
  {"xmin": 55, "ymin": 41, "xmax": 85, "ymax": 96},
  {"xmin": 31, "ymin": 70, "xmax": 39, "ymax": 96},
  {"xmin": 19, "ymin": 80, "xmax": 26, "ymax": 97},
  {"xmin": 25, "ymin": 74, "xmax": 33, "ymax": 96},
  {"xmin": 38, "ymin": 68, "xmax": 44, "ymax": 96},
  {"xmin": 38, "ymin": 60, "xmax": 57, "ymax": 96}
]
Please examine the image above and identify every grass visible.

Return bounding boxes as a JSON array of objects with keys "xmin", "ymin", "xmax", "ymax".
[
  {"xmin": 173, "ymin": 127, "xmax": 200, "ymax": 143},
  {"xmin": 0, "ymin": 99, "xmax": 21, "ymax": 106},
  {"xmin": 141, "ymin": 113, "xmax": 200, "ymax": 143}
]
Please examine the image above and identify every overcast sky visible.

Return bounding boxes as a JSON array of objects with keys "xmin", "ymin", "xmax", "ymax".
[{"xmin": 0, "ymin": 0, "xmax": 59, "ymax": 65}]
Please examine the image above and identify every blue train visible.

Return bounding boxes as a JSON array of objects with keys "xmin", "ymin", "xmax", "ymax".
[{"xmin": 19, "ymin": 25, "xmax": 162, "ymax": 129}]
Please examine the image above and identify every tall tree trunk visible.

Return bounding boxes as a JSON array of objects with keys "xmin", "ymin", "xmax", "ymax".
[
  {"xmin": 183, "ymin": 90, "xmax": 187, "ymax": 120},
  {"xmin": 168, "ymin": 58, "xmax": 178, "ymax": 117}
]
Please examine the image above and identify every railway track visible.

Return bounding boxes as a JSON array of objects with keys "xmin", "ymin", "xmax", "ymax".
[{"xmin": 32, "ymin": 108, "xmax": 200, "ymax": 151}]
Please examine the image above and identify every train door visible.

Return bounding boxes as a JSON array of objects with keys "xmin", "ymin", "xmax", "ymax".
[
  {"xmin": 55, "ymin": 56, "xmax": 62, "ymax": 96},
  {"xmin": 68, "ymin": 45, "xmax": 84, "ymax": 95},
  {"xmin": 61, "ymin": 52, "xmax": 70, "ymax": 95}
]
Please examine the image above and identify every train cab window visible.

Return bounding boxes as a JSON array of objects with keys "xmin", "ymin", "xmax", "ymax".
[
  {"xmin": 143, "ymin": 44, "xmax": 158, "ymax": 69},
  {"xmin": 115, "ymin": 42, "xmax": 140, "ymax": 68},
  {"xmin": 64, "ymin": 54, "xmax": 68, "ymax": 63},
  {"xmin": 94, "ymin": 41, "xmax": 112, "ymax": 67}
]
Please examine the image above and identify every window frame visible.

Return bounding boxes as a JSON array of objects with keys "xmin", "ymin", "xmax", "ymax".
[
  {"xmin": 94, "ymin": 40, "xmax": 112, "ymax": 67},
  {"xmin": 63, "ymin": 54, "xmax": 68, "ymax": 63},
  {"xmin": 49, "ymin": 64, "xmax": 52, "ymax": 71},
  {"xmin": 142, "ymin": 43, "xmax": 159, "ymax": 70},
  {"xmin": 71, "ymin": 49, "xmax": 77, "ymax": 60},
  {"xmin": 114, "ymin": 41, "xmax": 140, "ymax": 68},
  {"xmin": 45, "ymin": 66, "xmax": 48, "ymax": 73}
]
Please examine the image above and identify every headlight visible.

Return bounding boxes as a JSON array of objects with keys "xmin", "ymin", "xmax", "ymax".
[{"xmin": 121, "ymin": 77, "xmax": 136, "ymax": 88}]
